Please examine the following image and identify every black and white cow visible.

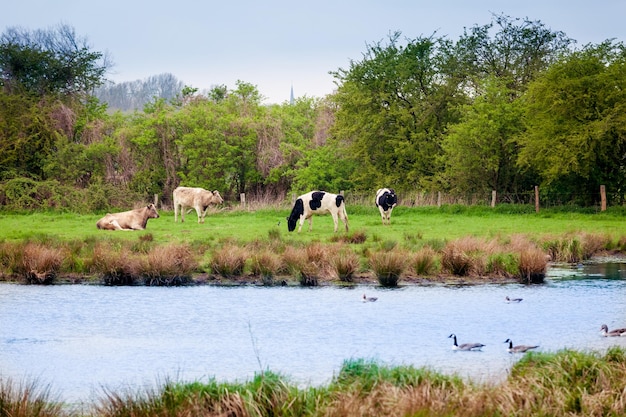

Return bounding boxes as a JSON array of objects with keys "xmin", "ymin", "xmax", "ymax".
[
  {"xmin": 375, "ymin": 188, "xmax": 397, "ymax": 225},
  {"xmin": 287, "ymin": 191, "xmax": 349, "ymax": 233}
]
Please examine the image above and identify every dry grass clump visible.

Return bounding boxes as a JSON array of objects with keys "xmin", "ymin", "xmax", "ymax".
[
  {"xmin": 518, "ymin": 246, "xmax": 548, "ymax": 283},
  {"xmin": 441, "ymin": 237, "xmax": 487, "ymax": 276},
  {"xmin": 250, "ymin": 249, "xmax": 283, "ymax": 284},
  {"xmin": 141, "ymin": 243, "xmax": 198, "ymax": 286},
  {"xmin": 87, "ymin": 242, "xmax": 140, "ymax": 285},
  {"xmin": 14, "ymin": 242, "xmax": 64, "ymax": 284},
  {"xmin": 330, "ymin": 230, "xmax": 367, "ymax": 244},
  {"xmin": 409, "ymin": 246, "xmax": 440, "ymax": 276},
  {"xmin": 210, "ymin": 244, "xmax": 249, "ymax": 278},
  {"xmin": 329, "ymin": 246, "xmax": 361, "ymax": 282},
  {"xmin": 542, "ymin": 233, "xmax": 610, "ymax": 263},
  {"xmin": 368, "ymin": 250, "xmax": 408, "ymax": 287}
]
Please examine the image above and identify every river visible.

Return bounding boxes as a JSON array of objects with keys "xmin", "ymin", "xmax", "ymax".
[{"xmin": 1, "ymin": 261, "xmax": 625, "ymax": 404}]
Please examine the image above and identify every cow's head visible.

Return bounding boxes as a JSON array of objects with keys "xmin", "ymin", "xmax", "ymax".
[
  {"xmin": 287, "ymin": 198, "xmax": 304, "ymax": 232},
  {"xmin": 212, "ymin": 190, "xmax": 224, "ymax": 204},
  {"xmin": 147, "ymin": 203, "xmax": 160, "ymax": 218}
]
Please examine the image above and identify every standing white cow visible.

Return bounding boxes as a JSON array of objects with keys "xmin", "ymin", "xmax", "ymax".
[
  {"xmin": 287, "ymin": 191, "xmax": 349, "ymax": 233},
  {"xmin": 173, "ymin": 186, "xmax": 224, "ymax": 223},
  {"xmin": 375, "ymin": 188, "xmax": 397, "ymax": 225}
]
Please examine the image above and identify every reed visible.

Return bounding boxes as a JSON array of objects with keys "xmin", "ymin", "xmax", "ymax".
[
  {"xmin": 329, "ymin": 246, "xmax": 361, "ymax": 282},
  {"xmin": 441, "ymin": 237, "xmax": 486, "ymax": 276},
  {"xmin": 87, "ymin": 242, "xmax": 140, "ymax": 285},
  {"xmin": 250, "ymin": 249, "xmax": 283, "ymax": 284},
  {"xmin": 0, "ymin": 378, "xmax": 65, "ymax": 417},
  {"xmin": 518, "ymin": 246, "xmax": 548, "ymax": 283}
]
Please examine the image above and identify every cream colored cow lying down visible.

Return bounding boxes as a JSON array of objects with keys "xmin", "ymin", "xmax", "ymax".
[
  {"xmin": 96, "ymin": 204, "xmax": 160, "ymax": 230},
  {"xmin": 173, "ymin": 186, "xmax": 224, "ymax": 223}
]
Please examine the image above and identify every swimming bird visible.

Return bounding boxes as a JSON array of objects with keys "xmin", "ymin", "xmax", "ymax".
[
  {"xmin": 600, "ymin": 324, "xmax": 626, "ymax": 337},
  {"xmin": 448, "ymin": 334, "xmax": 485, "ymax": 351},
  {"xmin": 504, "ymin": 339, "xmax": 539, "ymax": 353},
  {"xmin": 505, "ymin": 296, "xmax": 523, "ymax": 303},
  {"xmin": 362, "ymin": 294, "xmax": 378, "ymax": 302}
]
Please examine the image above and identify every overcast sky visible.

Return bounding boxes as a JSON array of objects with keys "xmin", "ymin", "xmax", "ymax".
[{"xmin": 3, "ymin": 1, "xmax": 626, "ymax": 104}]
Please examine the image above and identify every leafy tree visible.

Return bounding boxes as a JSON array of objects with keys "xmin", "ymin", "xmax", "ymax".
[
  {"xmin": 331, "ymin": 32, "xmax": 463, "ymax": 193},
  {"xmin": 442, "ymin": 77, "xmax": 529, "ymax": 198},
  {"xmin": 517, "ymin": 41, "xmax": 626, "ymax": 204},
  {"xmin": 0, "ymin": 24, "xmax": 109, "ymax": 97}
]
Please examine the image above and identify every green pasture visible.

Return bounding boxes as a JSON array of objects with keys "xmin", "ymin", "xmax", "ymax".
[{"xmin": 1, "ymin": 204, "xmax": 626, "ymax": 246}]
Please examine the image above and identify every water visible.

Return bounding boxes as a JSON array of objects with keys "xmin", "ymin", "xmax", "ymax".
[{"xmin": 1, "ymin": 262, "xmax": 626, "ymax": 404}]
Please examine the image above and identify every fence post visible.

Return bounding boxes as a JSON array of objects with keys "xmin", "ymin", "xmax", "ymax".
[
  {"xmin": 600, "ymin": 185, "xmax": 606, "ymax": 211},
  {"xmin": 437, "ymin": 191, "xmax": 442, "ymax": 207},
  {"xmin": 153, "ymin": 194, "xmax": 158, "ymax": 207},
  {"xmin": 534, "ymin": 186, "xmax": 540, "ymax": 213},
  {"xmin": 491, "ymin": 190, "xmax": 497, "ymax": 208},
  {"xmin": 240, "ymin": 193, "xmax": 246, "ymax": 209}
]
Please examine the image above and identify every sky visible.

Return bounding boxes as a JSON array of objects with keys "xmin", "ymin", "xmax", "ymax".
[{"xmin": 3, "ymin": 1, "xmax": 626, "ymax": 104}]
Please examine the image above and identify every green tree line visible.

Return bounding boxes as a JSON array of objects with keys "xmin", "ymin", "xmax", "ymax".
[{"xmin": 1, "ymin": 16, "xmax": 625, "ymax": 211}]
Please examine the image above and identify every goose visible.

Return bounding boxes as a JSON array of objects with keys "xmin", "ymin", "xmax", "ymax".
[
  {"xmin": 362, "ymin": 294, "xmax": 378, "ymax": 302},
  {"xmin": 505, "ymin": 296, "xmax": 523, "ymax": 303},
  {"xmin": 504, "ymin": 339, "xmax": 538, "ymax": 353},
  {"xmin": 600, "ymin": 324, "xmax": 626, "ymax": 337},
  {"xmin": 448, "ymin": 334, "xmax": 485, "ymax": 351}
]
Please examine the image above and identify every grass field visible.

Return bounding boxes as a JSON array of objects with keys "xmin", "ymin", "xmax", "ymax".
[{"xmin": 1, "ymin": 204, "xmax": 625, "ymax": 245}]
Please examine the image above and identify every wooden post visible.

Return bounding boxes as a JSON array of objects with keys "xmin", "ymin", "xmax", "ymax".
[
  {"xmin": 491, "ymin": 190, "xmax": 497, "ymax": 208},
  {"xmin": 600, "ymin": 185, "xmax": 607, "ymax": 211},
  {"xmin": 534, "ymin": 186, "xmax": 540, "ymax": 213},
  {"xmin": 153, "ymin": 194, "xmax": 158, "ymax": 207},
  {"xmin": 240, "ymin": 193, "xmax": 246, "ymax": 209},
  {"xmin": 437, "ymin": 191, "xmax": 442, "ymax": 207}
]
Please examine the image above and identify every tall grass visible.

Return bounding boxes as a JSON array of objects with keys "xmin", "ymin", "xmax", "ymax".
[{"xmin": 6, "ymin": 349, "xmax": 626, "ymax": 416}]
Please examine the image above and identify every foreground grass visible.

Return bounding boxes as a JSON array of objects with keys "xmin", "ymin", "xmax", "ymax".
[
  {"xmin": 1, "ymin": 204, "xmax": 625, "ymax": 285},
  {"xmin": 4, "ymin": 348, "xmax": 626, "ymax": 417}
]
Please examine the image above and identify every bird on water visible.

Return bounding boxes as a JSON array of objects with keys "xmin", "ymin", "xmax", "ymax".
[
  {"xmin": 362, "ymin": 294, "xmax": 378, "ymax": 302},
  {"xmin": 448, "ymin": 334, "xmax": 485, "ymax": 351},
  {"xmin": 504, "ymin": 339, "xmax": 539, "ymax": 353},
  {"xmin": 600, "ymin": 324, "xmax": 626, "ymax": 337},
  {"xmin": 505, "ymin": 296, "xmax": 523, "ymax": 303}
]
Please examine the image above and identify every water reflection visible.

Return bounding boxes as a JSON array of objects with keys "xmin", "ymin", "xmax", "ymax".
[{"xmin": 1, "ymin": 263, "xmax": 625, "ymax": 404}]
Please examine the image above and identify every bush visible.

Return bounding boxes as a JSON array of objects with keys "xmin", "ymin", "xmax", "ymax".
[{"xmin": 368, "ymin": 250, "xmax": 407, "ymax": 287}]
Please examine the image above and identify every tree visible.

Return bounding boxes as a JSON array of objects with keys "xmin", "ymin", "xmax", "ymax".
[
  {"xmin": 442, "ymin": 77, "xmax": 529, "ymax": 198},
  {"xmin": 0, "ymin": 24, "xmax": 109, "ymax": 97},
  {"xmin": 331, "ymin": 32, "xmax": 463, "ymax": 193},
  {"xmin": 517, "ymin": 41, "xmax": 626, "ymax": 204}
]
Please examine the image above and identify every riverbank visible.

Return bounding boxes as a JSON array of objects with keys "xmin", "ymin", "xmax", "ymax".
[
  {"xmin": 4, "ymin": 348, "xmax": 626, "ymax": 417},
  {"xmin": 1, "ymin": 206, "xmax": 625, "ymax": 286}
]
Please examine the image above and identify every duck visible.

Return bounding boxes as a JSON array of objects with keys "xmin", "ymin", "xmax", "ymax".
[
  {"xmin": 600, "ymin": 324, "xmax": 626, "ymax": 337},
  {"xmin": 362, "ymin": 294, "xmax": 378, "ymax": 302},
  {"xmin": 505, "ymin": 296, "xmax": 523, "ymax": 303},
  {"xmin": 448, "ymin": 334, "xmax": 485, "ymax": 351},
  {"xmin": 504, "ymin": 339, "xmax": 539, "ymax": 353}
]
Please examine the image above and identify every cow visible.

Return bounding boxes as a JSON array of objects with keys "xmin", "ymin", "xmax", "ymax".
[
  {"xmin": 173, "ymin": 186, "xmax": 224, "ymax": 224},
  {"xmin": 96, "ymin": 204, "xmax": 160, "ymax": 231},
  {"xmin": 287, "ymin": 191, "xmax": 349, "ymax": 233},
  {"xmin": 375, "ymin": 188, "xmax": 397, "ymax": 225}
]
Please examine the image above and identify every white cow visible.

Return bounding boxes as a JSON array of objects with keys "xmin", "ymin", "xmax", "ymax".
[
  {"xmin": 96, "ymin": 204, "xmax": 160, "ymax": 230},
  {"xmin": 173, "ymin": 186, "xmax": 224, "ymax": 223},
  {"xmin": 375, "ymin": 188, "xmax": 397, "ymax": 225},
  {"xmin": 287, "ymin": 191, "xmax": 349, "ymax": 233}
]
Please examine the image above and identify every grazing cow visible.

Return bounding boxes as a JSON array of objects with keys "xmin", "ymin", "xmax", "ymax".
[
  {"xmin": 173, "ymin": 186, "xmax": 224, "ymax": 223},
  {"xmin": 375, "ymin": 188, "xmax": 397, "ymax": 225},
  {"xmin": 287, "ymin": 191, "xmax": 349, "ymax": 233},
  {"xmin": 96, "ymin": 204, "xmax": 160, "ymax": 231}
]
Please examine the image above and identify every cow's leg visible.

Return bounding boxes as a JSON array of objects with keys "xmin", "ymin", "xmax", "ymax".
[
  {"xmin": 297, "ymin": 215, "xmax": 306, "ymax": 233},
  {"xmin": 194, "ymin": 206, "xmax": 203, "ymax": 223},
  {"xmin": 331, "ymin": 212, "xmax": 339, "ymax": 233},
  {"xmin": 308, "ymin": 216, "xmax": 313, "ymax": 232},
  {"xmin": 180, "ymin": 205, "xmax": 185, "ymax": 223}
]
